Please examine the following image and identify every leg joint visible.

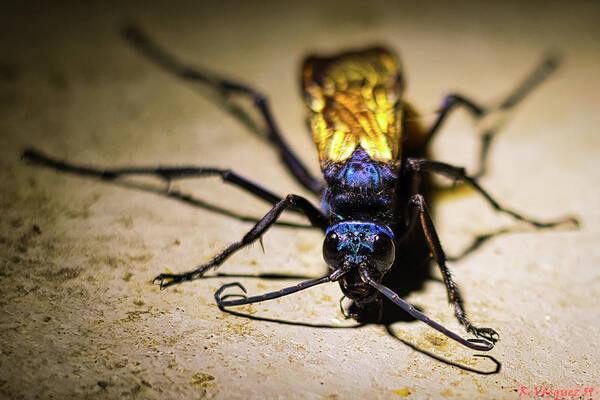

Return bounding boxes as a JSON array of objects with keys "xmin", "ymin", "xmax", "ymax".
[
  {"xmin": 406, "ymin": 158, "xmax": 421, "ymax": 172},
  {"xmin": 409, "ymin": 193, "xmax": 425, "ymax": 209},
  {"xmin": 442, "ymin": 94, "xmax": 460, "ymax": 109},
  {"xmin": 253, "ymin": 92, "xmax": 268, "ymax": 106},
  {"xmin": 284, "ymin": 193, "xmax": 299, "ymax": 206},
  {"xmin": 221, "ymin": 169, "xmax": 233, "ymax": 180}
]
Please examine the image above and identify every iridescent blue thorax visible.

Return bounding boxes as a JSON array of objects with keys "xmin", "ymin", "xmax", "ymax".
[{"xmin": 320, "ymin": 147, "xmax": 401, "ymax": 222}]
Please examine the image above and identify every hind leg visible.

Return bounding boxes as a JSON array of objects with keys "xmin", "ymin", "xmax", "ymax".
[
  {"xmin": 122, "ymin": 25, "xmax": 324, "ymax": 195},
  {"xmin": 422, "ymin": 54, "xmax": 562, "ymax": 178}
]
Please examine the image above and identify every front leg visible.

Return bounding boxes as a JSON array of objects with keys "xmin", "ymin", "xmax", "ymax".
[
  {"xmin": 214, "ymin": 273, "xmax": 334, "ymax": 309},
  {"xmin": 154, "ymin": 194, "xmax": 328, "ymax": 288},
  {"xmin": 404, "ymin": 194, "xmax": 498, "ymax": 342}
]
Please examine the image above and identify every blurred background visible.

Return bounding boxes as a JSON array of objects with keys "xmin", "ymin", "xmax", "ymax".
[{"xmin": 1, "ymin": 1, "xmax": 598, "ymax": 399}]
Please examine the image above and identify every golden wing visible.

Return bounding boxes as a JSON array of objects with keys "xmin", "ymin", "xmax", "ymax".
[{"xmin": 302, "ymin": 47, "xmax": 404, "ymax": 164}]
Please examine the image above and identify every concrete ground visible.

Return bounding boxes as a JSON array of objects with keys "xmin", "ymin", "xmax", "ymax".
[{"xmin": 1, "ymin": 1, "xmax": 598, "ymax": 399}]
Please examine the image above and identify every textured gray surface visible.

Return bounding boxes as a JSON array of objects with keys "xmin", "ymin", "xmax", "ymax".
[{"xmin": 1, "ymin": 1, "xmax": 599, "ymax": 399}]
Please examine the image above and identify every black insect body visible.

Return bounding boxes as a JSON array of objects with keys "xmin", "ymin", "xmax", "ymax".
[{"xmin": 23, "ymin": 26, "xmax": 577, "ymax": 352}]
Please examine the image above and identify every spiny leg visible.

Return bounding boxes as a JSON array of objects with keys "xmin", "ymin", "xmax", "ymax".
[
  {"xmin": 404, "ymin": 193, "xmax": 498, "ymax": 342},
  {"xmin": 22, "ymin": 148, "xmax": 282, "ymax": 205},
  {"xmin": 154, "ymin": 194, "xmax": 328, "ymax": 288},
  {"xmin": 406, "ymin": 157, "xmax": 578, "ymax": 229},
  {"xmin": 121, "ymin": 25, "xmax": 324, "ymax": 195},
  {"xmin": 425, "ymin": 53, "xmax": 562, "ymax": 178}
]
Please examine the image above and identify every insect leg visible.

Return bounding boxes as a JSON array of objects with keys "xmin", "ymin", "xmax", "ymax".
[
  {"xmin": 424, "ymin": 94, "xmax": 485, "ymax": 144},
  {"xmin": 425, "ymin": 54, "xmax": 562, "ymax": 178},
  {"xmin": 122, "ymin": 25, "xmax": 324, "ymax": 195},
  {"xmin": 406, "ymin": 158, "xmax": 578, "ymax": 228},
  {"xmin": 214, "ymin": 274, "xmax": 332, "ymax": 308},
  {"xmin": 473, "ymin": 54, "xmax": 562, "ymax": 178},
  {"xmin": 360, "ymin": 268, "xmax": 493, "ymax": 351},
  {"xmin": 404, "ymin": 193, "xmax": 499, "ymax": 342},
  {"xmin": 154, "ymin": 194, "xmax": 328, "ymax": 288},
  {"xmin": 22, "ymin": 148, "xmax": 282, "ymax": 205}
]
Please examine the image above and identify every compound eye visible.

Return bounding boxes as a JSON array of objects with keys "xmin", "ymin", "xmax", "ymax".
[
  {"xmin": 322, "ymin": 231, "xmax": 340, "ymax": 267},
  {"xmin": 372, "ymin": 233, "xmax": 395, "ymax": 272}
]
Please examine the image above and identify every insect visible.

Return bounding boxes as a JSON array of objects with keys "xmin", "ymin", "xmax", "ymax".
[{"xmin": 23, "ymin": 26, "xmax": 577, "ymax": 352}]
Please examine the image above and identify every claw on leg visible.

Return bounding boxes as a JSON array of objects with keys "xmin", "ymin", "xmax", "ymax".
[
  {"xmin": 152, "ymin": 271, "xmax": 199, "ymax": 289},
  {"xmin": 471, "ymin": 327, "xmax": 500, "ymax": 343},
  {"xmin": 152, "ymin": 263, "xmax": 214, "ymax": 289},
  {"xmin": 214, "ymin": 282, "xmax": 247, "ymax": 307},
  {"xmin": 152, "ymin": 273, "xmax": 184, "ymax": 289},
  {"xmin": 460, "ymin": 318, "xmax": 500, "ymax": 343}
]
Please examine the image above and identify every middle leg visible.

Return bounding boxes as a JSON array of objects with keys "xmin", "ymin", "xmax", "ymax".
[
  {"xmin": 406, "ymin": 157, "xmax": 578, "ymax": 228},
  {"xmin": 22, "ymin": 148, "xmax": 282, "ymax": 205},
  {"xmin": 154, "ymin": 194, "xmax": 328, "ymax": 288}
]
